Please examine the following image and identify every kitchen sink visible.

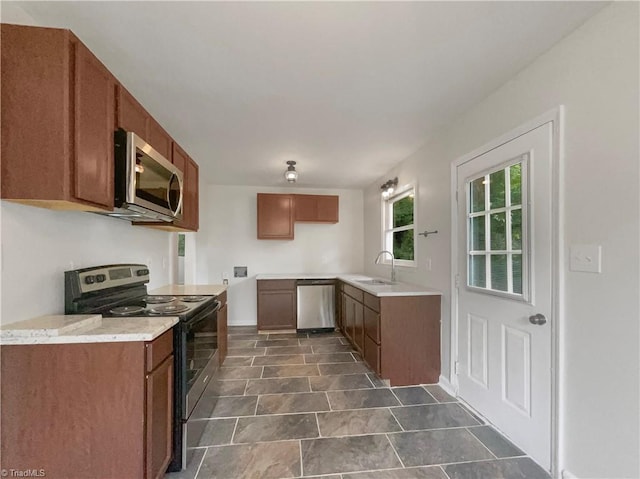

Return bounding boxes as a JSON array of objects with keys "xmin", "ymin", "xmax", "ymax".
[{"xmin": 356, "ymin": 279, "xmax": 396, "ymax": 286}]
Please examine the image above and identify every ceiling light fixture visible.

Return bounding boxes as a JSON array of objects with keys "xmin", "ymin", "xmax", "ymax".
[
  {"xmin": 284, "ymin": 161, "xmax": 298, "ymax": 183},
  {"xmin": 380, "ymin": 177, "xmax": 398, "ymax": 199}
]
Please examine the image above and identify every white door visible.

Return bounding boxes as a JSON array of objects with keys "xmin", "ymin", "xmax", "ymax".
[{"xmin": 456, "ymin": 122, "xmax": 553, "ymax": 470}]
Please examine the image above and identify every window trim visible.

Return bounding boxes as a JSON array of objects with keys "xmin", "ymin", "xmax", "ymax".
[{"xmin": 381, "ymin": 183, "xmax": 417, "ymax": 268}]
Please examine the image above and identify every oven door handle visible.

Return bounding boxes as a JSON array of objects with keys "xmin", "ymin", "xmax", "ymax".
[{"xmin": 186, "ymin": 300, "xmax": 222, "ymax": 328}]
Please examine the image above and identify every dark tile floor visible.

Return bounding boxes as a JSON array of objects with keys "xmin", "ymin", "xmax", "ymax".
[{"xmin": 166, "ymin": 326, "xmax": 550, "ymax": 479}]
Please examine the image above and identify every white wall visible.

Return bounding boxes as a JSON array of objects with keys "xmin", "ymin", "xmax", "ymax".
[
  {"xmin": 195, "ymin": 186, "xmax": 364, "ymax": 325},
  {"xmin": 363, "ymin": 4, "xmax": 639, "ymax": 478},
  {"xmin": 1, "ymin": 202, "xmax": 172, "ymax": 325}
]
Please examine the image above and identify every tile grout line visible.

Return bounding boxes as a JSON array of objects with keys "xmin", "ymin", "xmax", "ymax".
[
  {"xmin": 229, "ymin": 417, "xmax": 240, "ymax": 445},
  {"xmin": 314, "ymin": 411, "xmax": 322, "ymax": 438},
  {"xmin": 465, "ymin": 426, "xmax": 498, "ymax": 460},
  {"xmin": 191, "ymin": 446, "xmax": 207, "ymax": 479},
  {"xmin": 387, "ymin": 407, "xmax": 405, "ymax": 432},
  {"xmin": 298, "ymin": 439, "xmax": 305, "ymax": 477},
  {"xmin": 439, "ymin": 464, "xmax": 454, "ymax": 479},
  {"xmin": 384, "ymin": 433, "xmax": 406, "ymax": 469}
]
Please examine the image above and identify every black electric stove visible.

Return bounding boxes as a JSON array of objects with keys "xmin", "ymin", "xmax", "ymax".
[{"xmin": 64, "ymin": 264, "xmax": 221, "ymax": 472}]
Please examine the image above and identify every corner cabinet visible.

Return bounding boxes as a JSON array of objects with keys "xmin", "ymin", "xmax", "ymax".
[
  {"xmin": 1, "ymin": 24, "xmax": 115, "ymax": 211},
  {"xmin": 0, "ymin": 329, "xmax": 174, "ymax": 479},
  {"xmin": 257, "ymin": 193, "xmax": 339, "ymax": 240},
  {"xmin": 338, "ymin": 281, "xmax": 441, "ymax": 386},
  {"xmin": 257, "ymin": 279, "xmax": 297, "ymax": 330}
]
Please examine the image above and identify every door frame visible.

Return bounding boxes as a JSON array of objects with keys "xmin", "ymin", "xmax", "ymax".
[{"xmin": 449, "ymin": 107, "xmax": 564, "ymax": 478}]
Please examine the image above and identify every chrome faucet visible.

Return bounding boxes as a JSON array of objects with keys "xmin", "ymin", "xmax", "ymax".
[{"xmin": 374, "ymin": 250, "xmax": 396, "ymax": 282}]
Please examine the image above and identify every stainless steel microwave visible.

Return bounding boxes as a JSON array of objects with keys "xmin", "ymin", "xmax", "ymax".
[{"xmin": 110, "ymin": 129, "xmax": 183, "ymax": 222}]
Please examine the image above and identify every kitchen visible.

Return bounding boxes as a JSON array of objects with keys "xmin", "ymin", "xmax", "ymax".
[{"xmin": 1, "ymin": 2, "xmax": 639, "ymax": 479}]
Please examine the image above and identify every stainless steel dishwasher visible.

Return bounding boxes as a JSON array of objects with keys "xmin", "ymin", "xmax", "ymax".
[{"xmin": 296, "ymin": 279, "xmax": 335, "ymax": 332}]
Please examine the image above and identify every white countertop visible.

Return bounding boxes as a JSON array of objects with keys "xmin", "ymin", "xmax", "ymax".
[
  {"xmin": 256, "ymin": 273, "xmax": 441, "ymax": 297},
  {"xmin": 149, "ymin": 284, "xmax": 227, "ymax": 296},
  {"xmin": 0, "ymin": 314, "xmax": 178, "ymax": 345}
]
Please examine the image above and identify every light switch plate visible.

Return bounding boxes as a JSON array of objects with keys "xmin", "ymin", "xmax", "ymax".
[{"xmin": 570, "ymin": 244, "xmax": 602, "ymax": 273}]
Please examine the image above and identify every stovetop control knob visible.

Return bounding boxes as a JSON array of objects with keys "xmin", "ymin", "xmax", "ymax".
[
  {"xmin": 136, "ymin": 269, "xmax": 149, "ymax": 276},
  {"xmin": 96, "ymin": 274, "xmax": 106, "ymax": 283},
  {"xmin": 84, "ymin": 275, "xmax": 96, "ymax": 284}
]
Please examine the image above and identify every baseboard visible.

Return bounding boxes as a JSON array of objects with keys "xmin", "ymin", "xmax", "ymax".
[
  {"xmin": 561, "ymin": 470, "xmax": 578, "ymax": 479},
  {"xmin": 438, "ymin": 375, "xmax": 457, "ymax": 397}
]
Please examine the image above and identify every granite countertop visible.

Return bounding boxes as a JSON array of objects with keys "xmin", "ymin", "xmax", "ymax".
[
  {"xmin": 149, "ymin": 284, "xmax": 227, "ymax": 296},
  {"xmin": 0, "ymin": 314, "xmax": 179, "ymax": 345},
  {"xmin": 255, "ymin": 273, "xmax": 441, "ymax": 297}
]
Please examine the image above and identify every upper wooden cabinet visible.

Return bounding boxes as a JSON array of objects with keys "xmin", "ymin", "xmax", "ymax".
[
  {"xmin": 257, "ymin": 194, "xmax": 295, "ymax": 239},
  {"xmin": 257, "ymin": 193, "xmax": 339, "ymax": 240},
  {"xmin": 1, "ymin": 24, "xmax": 115, "ymax": 211},
  {"xmin": 116, "ymin": 86, "xmax": 172, "ymax": 161},
  {"xmin": 294, "ymin": 195, "xmax": 339, "ymax": 223},
  {"xmin": 172, "ymin": 143, "xmax": 199, "ymax": 232}
]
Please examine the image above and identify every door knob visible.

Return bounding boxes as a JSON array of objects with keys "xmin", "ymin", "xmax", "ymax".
[{"xmin": 529, "ymin": 313, "xmax": 547, "ymax": 325}]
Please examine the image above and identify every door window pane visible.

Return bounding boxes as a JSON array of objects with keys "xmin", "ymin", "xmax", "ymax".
[
  {"xmin": 489, "ymin": 169, "xmax": 506, "ymax": 208},
  {"xmin": 512, "ymin": 254, "xmax": 523, "ymax": 294},
  {"xmin": 470, "ymin": 216, "xmax": 485, "ymax": 251},
  {"xmin": 490, "ymin": 212, "xmax": 507, "ymax": 250},
  {"xmin": 510, "ymin": 163, "xmax": 522, "ymax": 206},
  {"xmin": 393, "ymin": 229, "xmax": 414, "ymax": 260},
  {"xmin": 470, "ymin": 177, "xmax": 485, "ymax": 213},
  {"xmin": 511, "ymin": 209, "xmax": 522, "ymax": 250},
  {"xmin": 491, "ymin": 254, "xmax": 508, "ymax": 291},
  {"xmin": 469, "ymin": 255, "xmax": 486, "ymax": 288}
]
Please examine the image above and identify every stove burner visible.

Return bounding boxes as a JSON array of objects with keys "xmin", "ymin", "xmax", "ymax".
[
  {"xmin": 148, "ymin": 304, "xmax": 190, "ymax": 315},
  {"xmin": 109, "ymin": 305, "xmax": 146, "ymax": 316},
  {"xmin": 146, "ymin": 295, "xmax": 177, "ymax": 304},
  {"xmin": 180, "ymin": 295, "xmax": 208, "ymax": 302}
]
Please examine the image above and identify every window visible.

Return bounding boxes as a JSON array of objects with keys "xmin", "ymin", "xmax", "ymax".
[
  {"xmin": 383, "ymin": 187, "xmax": 416, "ymax": 265},
  {"xmin": 467, "ymin": 157, "xmax": 527, "ymax": 298}
]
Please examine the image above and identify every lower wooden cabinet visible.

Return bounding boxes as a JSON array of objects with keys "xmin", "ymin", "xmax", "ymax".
[
  {"xmin": 337, "ymin": 281, "xmax": 442, "ymax": 386},
  {"xmin": 0, "ymin": 329, "xmax": 175, "ymax": 478},
  {"xmin": 257, "ymin": 280, "xmax": 297, "ymax": 330},
  {"xmin": 145, "ymin": 353, "xmax": 174, "ymax": 479}
]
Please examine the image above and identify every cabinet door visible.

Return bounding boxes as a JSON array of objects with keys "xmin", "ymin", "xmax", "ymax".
[
  {"xmin": 257, "ymin": 194, "xmax": 294, "ymax": 239},
  {"xmin": 364, "ymin": 334, "xmax": 381, "ymax": 374},
  {"xmin": 147, "ymin": 118, "xmax": 172, "ymax": 161},
  {"xmin": 316, "ymin": 195, "xmax": 339, "ymax": 223},
  {"xmin": 145, "ymin": 355, "xmax": 173, "ymax": 479},
  {"xmin": 117, "ymin": 86, "xmax": 148, "ymax": 139},
  {"xmin": 257, "ymin": 290, "xmax": 296, "ymax": 330},
  {"xmin": 218, "ymin": 303, "xmax": 228, "ymax": 365},
  {"xmin": 73, "ymin": 40, "xmax": 115, "ymax": 209},
  {"xmin": 363, "ymin": 306, "xmax": 380, "ymax": 344},
  {"xmin": 184, "ymin": 157, "xmax": 199, "ymax": 231},
  {"xmin": 353, "ymin": 300, "xmax": 364, "ymax": 354},
  {"xmin": 343, "ymin": 295, "xmax": 354, "ymax": 342},
  {"xmin": 294, "ymin": 195, "xmax": 339, "ymax": 223}
]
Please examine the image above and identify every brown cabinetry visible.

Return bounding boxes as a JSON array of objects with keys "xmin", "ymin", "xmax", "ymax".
[
  {"xmin": 257, "ymin": 279, "xmax": 297, "ymax": 330},
  {"xmin": 257, "ymin": 194, "xmax": 339, "ymax": 240},
  {"xmin": 1, "ymin": 24, "xmax": 115, "ymax": 211},
  {"xmin": 337, "ymin": 281, "xmax": 441, "ymax": 386},
  {"xmin": 294, "ymin": 195, "xmax": 339, "ymax": 223},
  {"xmin": 257, "ymin": 194, "xmax": 295, "ymax": 239},
  {"xmin": 116, "ymin": 86, "xmax": 172, "ymax": 161},
  {"xmin": 0, "ymin": 329, "xmax": 174, "ymax": 479}
]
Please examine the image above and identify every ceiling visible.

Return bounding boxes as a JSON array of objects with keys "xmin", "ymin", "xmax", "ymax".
[{"xmin": 8, "ymin": 1, "xmax": 606, "ymax": 189}]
